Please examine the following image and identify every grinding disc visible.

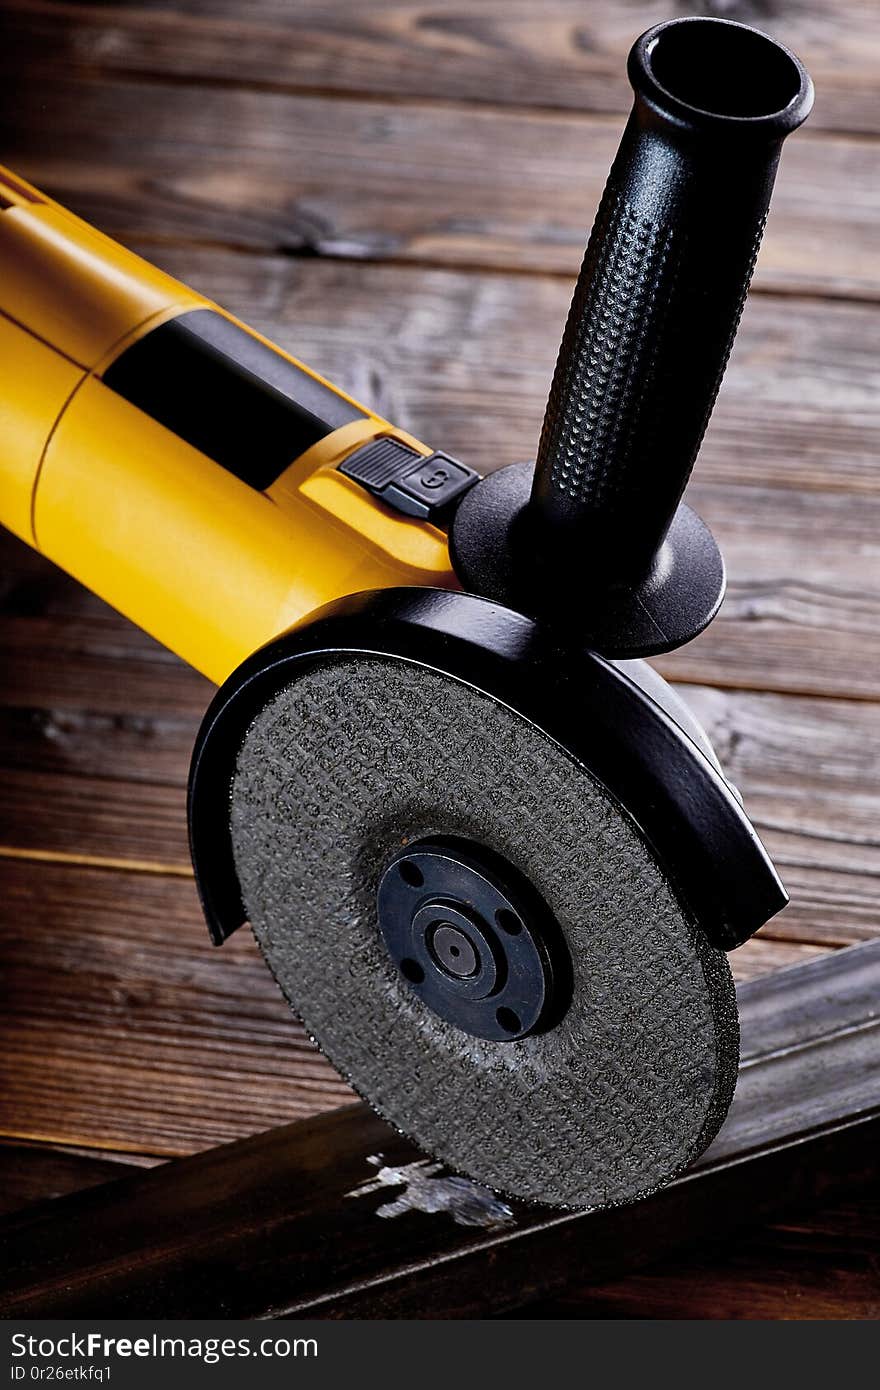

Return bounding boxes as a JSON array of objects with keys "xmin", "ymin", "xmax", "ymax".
[{"xmin": 230, "ymin": 655, "xmax": 738, "ymax": 1209}]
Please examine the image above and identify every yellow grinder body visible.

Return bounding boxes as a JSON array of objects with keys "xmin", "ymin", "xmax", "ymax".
[{"xmin": 0, "ymin": 164, "xmax": 459, "ymax": 684}]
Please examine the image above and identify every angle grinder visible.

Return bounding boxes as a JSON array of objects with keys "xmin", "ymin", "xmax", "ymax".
[{"xmin": 0, "ymin": 17, "xmax": 813, "ymax": 1207}]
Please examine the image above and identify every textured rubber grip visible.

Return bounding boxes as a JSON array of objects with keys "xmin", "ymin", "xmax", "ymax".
[
  {"xmin": 529, "ymin": 17, "xmax": 812, "ymax": 591},
  {"xmin": 535, "ymin": 181, "xmax": 763, "ymax": 577}
]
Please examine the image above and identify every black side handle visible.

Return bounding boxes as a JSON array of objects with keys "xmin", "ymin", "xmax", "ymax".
[
  {"xmin": 451, "ymin": 17, "xmax": 813, "ymax": 656},
  {"xmin": 531, "ymin": 18, "xmax": 812, "ymax": 587}
]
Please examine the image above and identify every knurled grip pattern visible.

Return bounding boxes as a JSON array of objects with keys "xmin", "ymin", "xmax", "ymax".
[
  {"xmin": 539, "ymin": 188, "xmax": 681, "ymax": 509},
  {"xmin": 535, "ymin": 179, "xmax": 767, "ymax": 553}
]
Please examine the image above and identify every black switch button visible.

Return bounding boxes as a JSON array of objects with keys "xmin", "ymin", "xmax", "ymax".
[{"xmin": 340, "ymin": 438, "xmax": 478, "ymax": 522}]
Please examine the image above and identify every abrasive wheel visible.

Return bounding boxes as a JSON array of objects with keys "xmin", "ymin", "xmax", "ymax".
[{"xmin": 188, "ymin": 589, "xmax": 786, "ymax": 1211}]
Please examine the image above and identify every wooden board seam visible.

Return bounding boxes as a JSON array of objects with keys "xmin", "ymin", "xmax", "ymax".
[
  {"xmin": 0, "ymin": 845, "xmax": 194, "ymax": 876},
  {"xmin": 57, "ymin": 230, "xmax": 880, "ymax": 312},
  {"xmin": 5, "ymin": 7, "xmax": 879, "ymax": 147}
]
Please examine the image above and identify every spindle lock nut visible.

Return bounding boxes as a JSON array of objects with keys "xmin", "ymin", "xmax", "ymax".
[{"xmin": 376, "ymin": 838, "xmax": 570, "ymax": 1041}]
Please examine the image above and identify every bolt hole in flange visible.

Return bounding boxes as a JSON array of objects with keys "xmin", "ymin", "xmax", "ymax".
[
  {"xmin": 496, "ymin": 1006, "xmax": 522, "ymax": 1034},
  {"xmin": 377, "ymin": 836, "xmax": 571, "ymax": 1042},
  {"xmin": 398, "ymin": 859, "xmax": 424, "ymax": 888},
  {"xmin": 495, "ymin": 908, "xmax": 522, "ymax": 935}
]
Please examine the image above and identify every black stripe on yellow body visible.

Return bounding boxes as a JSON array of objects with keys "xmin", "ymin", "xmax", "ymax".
[{"xmin": 103, "ymin": 309, "xmax": 366, "ymax": 491}]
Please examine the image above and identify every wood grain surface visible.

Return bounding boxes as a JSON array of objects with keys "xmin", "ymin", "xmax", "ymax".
[
  {"xmin": 1, "ymin": 73, "xmax": 877, "ymax": 298},
  {"xmin": 2, "ymin": 0, "xmax": 878, "ymax": 134},
  {"xmin": 0, "ymin": 0, "xmax": 877, "ymax": 1317}
]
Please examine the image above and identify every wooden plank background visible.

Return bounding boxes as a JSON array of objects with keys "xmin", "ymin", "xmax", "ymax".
[{"xmin": 0, "ymin": 0, "xmax": 877, "ymax": 1316}]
